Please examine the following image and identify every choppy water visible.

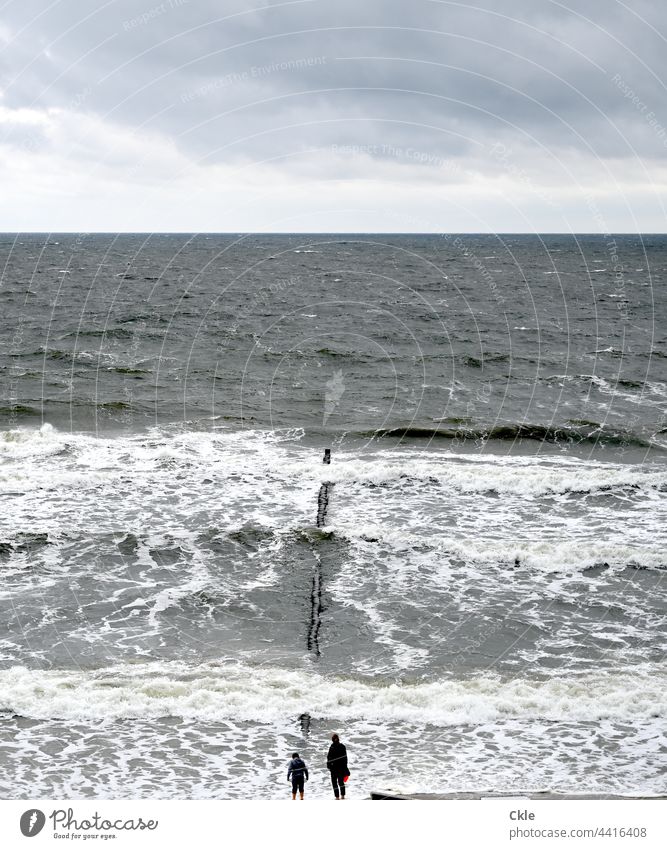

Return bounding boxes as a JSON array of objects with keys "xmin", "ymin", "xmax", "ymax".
[{"xmin": 0, "ymin": 234, "xmax": 665, "ymax": 798}]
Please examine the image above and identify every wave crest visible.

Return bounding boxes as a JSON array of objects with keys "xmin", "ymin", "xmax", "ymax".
[{"xmin": 1, "ymin": 663, "xmax": 663, "ymax": 725}]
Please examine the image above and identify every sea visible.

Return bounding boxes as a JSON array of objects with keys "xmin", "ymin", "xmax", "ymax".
[{"xmin": 0, "ymin": 233, "xmax": 665, "ymax": 799}]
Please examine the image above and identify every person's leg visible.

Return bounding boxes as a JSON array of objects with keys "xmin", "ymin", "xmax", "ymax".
[
  {"xmin": 298, "ymin": 778, "xmax": 304, "ymax": 800},
  {"xmin": 292, "ymin": 779, "xmax": 298, "ymax": 800},
  {"xmin": 339, "ymin": 775, "xmax": 346, "ymax": 799},
  {"xmin": 331, "ymin": 772, "xmax": 340, "ymax": 799}
]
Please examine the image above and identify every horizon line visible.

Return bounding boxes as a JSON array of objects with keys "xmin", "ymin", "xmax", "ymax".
[{"xmin": 2, "ymin": 231, "xmax": 667, "ymax": 236}]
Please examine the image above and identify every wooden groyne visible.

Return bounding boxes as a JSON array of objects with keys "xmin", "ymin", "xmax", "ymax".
[
  {"xmin": 308, "ymin": 449, "xmax": 333, "ymax": 656},
  {"xmin": 316, "ymin": 448, "xmax": 333, "ymax": 528}
]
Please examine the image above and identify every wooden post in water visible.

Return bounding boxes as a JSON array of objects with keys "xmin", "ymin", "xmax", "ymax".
[
  {"xmin": 316, "ymin": 448, "xmax": 333, "ymax": 528},
  {"xmin": 308, "ymin": 449, "xmax": 333, "ymax": 657}
]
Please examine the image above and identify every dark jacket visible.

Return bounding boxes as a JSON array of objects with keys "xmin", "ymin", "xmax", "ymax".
[
  {"xmin": 327, "ymin": 742, "xmax": 349, "ymax": 776},
  {"xmin": 287, "ymin": 757, "xmax": 309, "ymax": 781}
]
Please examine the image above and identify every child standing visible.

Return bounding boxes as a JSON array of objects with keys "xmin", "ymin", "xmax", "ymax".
[{"xmin": 287, "ymin": 752, "xmax": 309, "ymax": 800}]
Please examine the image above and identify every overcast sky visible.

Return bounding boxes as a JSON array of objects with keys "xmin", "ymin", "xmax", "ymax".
[{"xmin": 1, "ymin": 0, "xmax": 666, "ymax": 231}]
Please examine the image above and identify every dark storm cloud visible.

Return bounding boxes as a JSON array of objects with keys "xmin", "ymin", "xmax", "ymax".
[{"xmin": 1, "ymin": 0, "xmax": 666, "ymax": 173}]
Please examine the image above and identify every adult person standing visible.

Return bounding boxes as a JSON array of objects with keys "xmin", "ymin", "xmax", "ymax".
[
  {"xmin": 326, "ymin": 733, "xmax": 350, "ymax": 799},
  {"xmin": 287, "ymin": 752, "xmax": 309, "ymax": 800}
]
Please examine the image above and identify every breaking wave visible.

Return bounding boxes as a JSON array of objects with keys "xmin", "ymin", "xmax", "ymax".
[
  {"xmin": 367, "ymin": 424, "xmax": 654, "ymax": 449},
  {"xmin": 0, "ymin": 663, "xmax": 664, "ymax": 725}
]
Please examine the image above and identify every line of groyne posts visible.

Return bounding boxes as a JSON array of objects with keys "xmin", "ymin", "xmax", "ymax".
[{"xmin": 307, "ymin": 449, "xmax": 332, "ymax": 657}]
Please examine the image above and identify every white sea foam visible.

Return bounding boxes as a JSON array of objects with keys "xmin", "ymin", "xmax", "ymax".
[
  {"xmin": 340, "ymin": 530, "xmax": 666, "ymax": 572},
  {"xmin": 1, "ymin": 426, "xmax": 665, "ymax": 578},
  {"xmin": 2, "ymin": 425, "xmax": 664, "ymax": 498},
  {"xmin": 0, "ymin": 663, "xmax": 664, "ymax": 724},
  {"xmin": 322, "ymin": 453, "xmax": 667, "ymax": 496},
  {"xmin": 1, "ymin": 710, "xmax": 662, "ymax": 799}
]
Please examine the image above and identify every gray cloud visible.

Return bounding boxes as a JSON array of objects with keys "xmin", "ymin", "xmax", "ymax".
[{"xmin": 1, "ymin": 0, "xmax": 666, "ymax": 230}]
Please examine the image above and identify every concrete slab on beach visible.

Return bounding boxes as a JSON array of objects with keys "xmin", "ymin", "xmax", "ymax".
[{"xmin": 370, "ymin": 790, "xmax": 667, "ymax": 800}]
